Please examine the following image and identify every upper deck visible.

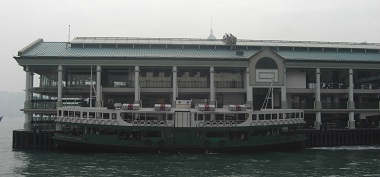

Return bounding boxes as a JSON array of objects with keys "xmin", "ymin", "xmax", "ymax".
[{"xmin": 56, "ymin": 106, "xmax": 304, "ymax": 128}]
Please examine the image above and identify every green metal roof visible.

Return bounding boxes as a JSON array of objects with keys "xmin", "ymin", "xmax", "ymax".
[
  {"xmin": 20, "ymin": 42, "xmax": 257, "ymax": 59},
  {"xmin": 17, "ymin": 39, "xmax": 380, "ymax": 63},
  {"xmin": 278, "ymin": 51, "xmax": 380, "ymax": 62}
]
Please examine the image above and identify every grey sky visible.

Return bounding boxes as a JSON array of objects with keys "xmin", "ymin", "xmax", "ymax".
[{"xmin": 0, "ymin": 0, "xmax": 379, "ymax": 92}]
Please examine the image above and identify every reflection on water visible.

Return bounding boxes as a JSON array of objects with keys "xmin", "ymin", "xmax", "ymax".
[{"xmin": 2, "ymin": 117, "xmax": 380, "ymax": 177}]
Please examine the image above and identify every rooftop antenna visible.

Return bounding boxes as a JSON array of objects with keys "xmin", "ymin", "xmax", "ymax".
[
  {"xmin": 211, "ymin": 18, "xmax": 213, "ymax": 30},
  {"xmin": 66, "ymin": 25, "xmax": 71, "ymax": 49},
  {"xmin": 207, "ymin": 18, "xmax": 217, "ymax": 40}
]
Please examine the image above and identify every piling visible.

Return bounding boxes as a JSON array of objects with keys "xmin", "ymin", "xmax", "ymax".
[
  {"xmin": 12, "ymin": 130, "xmax": 55, "ymax": 150},
  {"xmin": 299, "ymin": 128, "xmax": 380, "ymax": 147}
]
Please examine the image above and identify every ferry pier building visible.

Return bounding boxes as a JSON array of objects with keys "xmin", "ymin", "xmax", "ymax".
[{"xmin": 14, "ymin": 36, "xmax": 380, "ymax": 131}]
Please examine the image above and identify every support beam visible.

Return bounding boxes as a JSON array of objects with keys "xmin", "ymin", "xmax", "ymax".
[
  {"xmin": 246, "ymin": 67, "xmax": 253, "ymax": 107},
  {"xmin": 134, "ymin": 66, "xmax": 140, "ymax": 104},
  {"xmin": 57, "ymin": 65, "xmax": 63, "ymax": 107},
  {"xmin": 209, "ymin": 67, "xmax": 215, "ymax": 105},
  {"xmin": 314, "ymin": 68, "xmax": 322, "ymax": 129},
  {"xmin": 172, "ymin": 66, "xmax": 177, "ymax": 108},
  {"xmin": 24, "ymin": 66, "xmax": 32, "ymax": 131},
  {"xmin": 96, "ymin": 65, "xmax": 102, "ymax": 107},
  {"xmin": 281, "ymin": 68, "xmax": 287, "ymax": 109},
  {"xmin": 348, "ymin": 69, "xmax": 355, "ymax": 129}
]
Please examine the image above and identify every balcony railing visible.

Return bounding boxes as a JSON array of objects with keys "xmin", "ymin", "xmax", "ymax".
[
  {"xmin": 215, "ymin": 81, "xmax": 244, "ymax": 88},
  {"xmin": 31, "ymin": 101, "xmax": 57, "ymax": 109},
  {"xmin": 307, "ymin": 82, "xmax": 348, "ymax": 89},
  {"xmin": 31, "ymin": 99, "xmax": 84, "ymax": 109},
  {"xmin": 140, "ymin": 81, "xmax": 172, "ymax": 88},
  {"xmin": 178, "ymin": 81, "xmax": 208, "ymax": 88}
]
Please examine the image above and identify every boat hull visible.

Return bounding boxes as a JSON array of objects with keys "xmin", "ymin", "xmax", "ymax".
[{"xmin": 53, "ymin": 133, "xmax": 306, "ymax": 153}]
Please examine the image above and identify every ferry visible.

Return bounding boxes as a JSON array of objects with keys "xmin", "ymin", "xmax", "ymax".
[{"xmin": 53, "ymin": 101, "xmax": 307, "ymax": 153}]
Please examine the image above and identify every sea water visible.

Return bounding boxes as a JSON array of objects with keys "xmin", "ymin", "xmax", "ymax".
[{"xmin": 1, "ymin": 117, "xmax": 380, "ymax": 177}]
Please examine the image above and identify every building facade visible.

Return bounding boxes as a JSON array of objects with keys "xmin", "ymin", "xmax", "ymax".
[{"xmin": 14, "ymin": 36, "xmax": 380, "ymax": 131}]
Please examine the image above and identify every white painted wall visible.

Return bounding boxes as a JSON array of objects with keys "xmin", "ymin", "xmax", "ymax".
[{"xmin": 287, "ymin": 70, "xmax": 306, "ymax": 88}]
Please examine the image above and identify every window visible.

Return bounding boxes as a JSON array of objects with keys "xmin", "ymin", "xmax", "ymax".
[
  {"xmin": 167, "ymin": 114, "xmax": 173, "ymax": 121},
  {"xmin": 272, "ymin": 113, "xmax": 277, "ymax": 120},
  {"xmin": 139, "ymin": 113, "xmax": 146, "ymax": 120},
  {"xmin": 252, "ymin": 114, "xmax": 257, "ymax": 120},
  {"xmin": 259, "ymin": 114, "xmax": 264, "ymax": 120},
  {"xmin": 96, "ymin": 113, "xmax": 102, "ymax": 119},
  {"xmin": 226, "ymin": 114, "xmax": 236, "ymax": 121},
  {"xmin": 237, "ymin": 114, "xmax": 247, "ymax": 121},
  {"xmin": 205, "ymin": 114, "xmax": 211, "ymax": 121},
  {"xmin": 256, "ymin": 57, "xmax": 278, "ymax": 69},
  {"xmin": 82, "ymin": 112, "xmax": 87, "ymax": 118},
  {"xmin": 216, "ymin": 114, "xmax": 224, "ymax": 121},
  {"xmin": 103, "ymin": 113, "xmax": 110, "ymax": 119},
  {"xmin": 198, "ymin": 114, "xmax": 204, "ymax": 121}
]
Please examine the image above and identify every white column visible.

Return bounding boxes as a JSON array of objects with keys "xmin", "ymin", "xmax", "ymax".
[
  {"xmin": 348, "ymin": 69, "xmax": 355, "ymax": 129},
  {"xmin": 24, "ymin": 66, "xmax": 32, "ymax": 131},
  {"xmin": 281, "ymin": 68, "xmax": 287, "ymax": 109},
  {"xmin": 57, "ymin": 65, "xmax": 63, "ymax": 107},
  {"xmin": 209, "ymin": 67, "xmax": 215, "ymax": 105},
  {"xmin": 25, "ymin": 67, "xmax": 31, "ymax": 103},
  {"xmin": 96, "ymin": 65, "xmax": 102, "ymax": 107},
  {"xmin": 134, "ymin": 66, "xmax": 140, "ymax": 103},
  {"xmin": 315, "ymin": 68, "xmax": 322, "ymax": 129},
  {"xmin": 246, "ymin": 67, "xmax": 253, "ymax": 107},
  {"xmin": 172, "ymin": 66, "xmax": 177, "ymax": 107},
  {"xmin": 29, "ymin": 72, "xmax": 34, "ymax": 91}
]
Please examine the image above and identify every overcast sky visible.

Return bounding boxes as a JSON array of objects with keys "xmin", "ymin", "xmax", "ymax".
[{"xmin": 0, "ymin": 0, "xmax": 379, "ymax": 92}]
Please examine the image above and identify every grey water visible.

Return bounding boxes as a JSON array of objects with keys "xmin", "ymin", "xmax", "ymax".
[{"xmin": 1, "ymin": 117, "xmax": 380, "ymax": 177}]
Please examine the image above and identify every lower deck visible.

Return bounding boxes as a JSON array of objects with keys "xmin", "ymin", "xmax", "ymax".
[{"xmin": 53, "ymin": 123, "xmax": 306, "ymax": 153}]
